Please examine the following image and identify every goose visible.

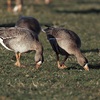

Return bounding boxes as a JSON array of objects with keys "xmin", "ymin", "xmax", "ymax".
[
  {"xmin": 42, "ymin": 25, "xmax": 89, "ymax": 71},
  {"xmin": 11, "ymin": 16, "xmax": 41, "ymax": 61},
  {"xmin": 0, "ymin": 27, "xmax": 44, "ymax": 68}
]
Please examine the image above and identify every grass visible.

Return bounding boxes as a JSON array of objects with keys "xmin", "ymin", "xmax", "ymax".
[{"xmin": 0, "ymin": 0, "xmax": 100, "ymax": 100}]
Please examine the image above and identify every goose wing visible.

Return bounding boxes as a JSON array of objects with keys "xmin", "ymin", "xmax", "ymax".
[
  {"xmin": 0, "ymin": 27, "xmax": 20, "ymax": 39},
  {"xmin": 0, "ymin": 27, "xmax": 33, "ymax": 51}
]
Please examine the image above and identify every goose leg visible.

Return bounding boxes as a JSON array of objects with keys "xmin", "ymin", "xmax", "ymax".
[
  {"xmin": 56, "ymin": 54, "xmax": 67, "ymax": 69},
  {"xmin": 60, "ymin": 55, "xmax": 69, "ymax": 69},
  {"xmin": 15, "ymin": 52, "xmax": 21, "ymax": 67},
  {"xmin": 57, "ymin": 55, "xmax": 60, "ymax": 69}
]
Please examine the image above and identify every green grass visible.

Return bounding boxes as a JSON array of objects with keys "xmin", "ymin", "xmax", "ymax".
[{"xmin": 0, "ymin": 0, "xmax": 100, "ymax": 100}]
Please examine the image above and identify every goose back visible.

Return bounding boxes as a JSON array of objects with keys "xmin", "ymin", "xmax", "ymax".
[
  {"xmin": 0, "ymin": 27, "xmax": 38, "ymax": 53},
  {"xmin": 15, "ymin": 16, "xmax": 41, "ymax": 35}
]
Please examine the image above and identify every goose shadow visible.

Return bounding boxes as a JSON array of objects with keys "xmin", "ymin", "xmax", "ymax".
[
  {"xmin": 0, "ymin": 23, "xmax": 15, "ymax": 27},
  {"xmin": 76, "ymin": 1, "xmax": 100, "ymax": 4},
  {"xmin": 55, "ymin": 8, "xmax": 100, "ymax": 14},
  {"xmin": 89, "ymin": 64, "xmax": 100, "ymax": 69},
  {"xmin": 64, "ymin": 64, "xmax": 100, "ymax": 70},
  {"xmin": 81, "ymin": 48, "xmax": 99, "ymax": 53}
]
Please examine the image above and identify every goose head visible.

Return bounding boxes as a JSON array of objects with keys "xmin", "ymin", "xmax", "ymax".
[{"xmin": 42, "ymin": 25, "xmax": 55, "ymax": 35}]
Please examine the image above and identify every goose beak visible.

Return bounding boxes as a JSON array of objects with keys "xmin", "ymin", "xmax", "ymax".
[
  {"xmin": 42, "ymin": 29, "xmax": 46, "ymax": 33},
  {"xmin": 36, "ymin": 61, "xmax": 42, "ymax": 69},
  {"xmin": 84, "ymin": 63, "xmax": 89, "ymax": 71}
]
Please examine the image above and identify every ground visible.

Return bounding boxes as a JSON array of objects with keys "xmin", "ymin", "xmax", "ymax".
[{"xmin": 0, "ymin": 0, "xmax": 100, "ymax": 100}]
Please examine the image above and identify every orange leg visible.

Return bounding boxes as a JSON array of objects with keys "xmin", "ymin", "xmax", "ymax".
[
  {"xmin": 57, "ymin": 61, "xmax": 67, "ymax": 69},
  {"xmin": 57, "ymin": 61, "xmax": 61, "ymax": 68},
  {"xmin": 15, "ymin": 52, "xmax": 21, "ymax": 67},
  {"xmin": 7, "ymin": 0, "xmax": 12, "ymax": 12},
  {"xmin": 56, "ymin": 54, "xmax": 67, "ymax": 69},
  {"xmin": 60, "ymin": 55, "xmax": 68, "ymax": 69},
  {"xmin": 35, "ymin": 0, "xmax": 40, "ymax": 4},
  {"xmin": 45, "ymin": 0, "xmax": 52, "ymax": 4}
]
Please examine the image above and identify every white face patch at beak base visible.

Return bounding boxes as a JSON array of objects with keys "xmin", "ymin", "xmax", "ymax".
[
  {"xmin": 42, "ymin": 29, "xmax": 46, "ymax": 33},
  {"xmin": 84, "ymin": 63, "xmax": 89, "ymax": 71},
  {"xmin": 37, "ymin": 61, "xmax": 42, "ymax": 65}
]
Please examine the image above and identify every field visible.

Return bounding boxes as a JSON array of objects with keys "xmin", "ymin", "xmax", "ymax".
[{"xmin": 0, "ymin": 0, "xmax": 100, "ymax": 100}]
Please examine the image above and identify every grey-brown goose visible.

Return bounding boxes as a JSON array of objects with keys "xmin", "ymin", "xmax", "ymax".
[
  {"xmin": 0, "ymin": 27, "xmax": 44, "ymax": 68},
  {"xmin": 11, "ymin": 16, "xmax": 41, "ymax": 61},
  {"xmin": 15, "ymin": 16, "xmax": 41, "ymax": 35},
  {"xmin": 43, "ymin": 25, "xmax": 89, "ymax": 71}
]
